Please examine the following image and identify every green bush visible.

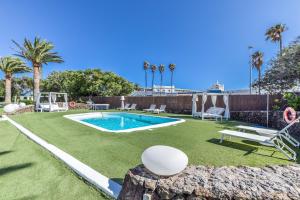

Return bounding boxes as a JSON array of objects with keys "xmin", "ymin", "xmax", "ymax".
[
  {"xmin": 272, "ymin": 98, "xmax": 281, "ymax": 111},
  {"xmin": 283, "ymin": 92, "xmax": 300, "ymax": 110}
]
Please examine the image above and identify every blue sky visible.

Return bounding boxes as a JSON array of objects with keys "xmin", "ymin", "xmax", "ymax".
[{"xmin": 1, "ymin": 0, "xmax": 300, "ymax": 90}]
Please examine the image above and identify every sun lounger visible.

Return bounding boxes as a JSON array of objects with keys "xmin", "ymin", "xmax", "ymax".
[
  {"xmin": 236, "ymin": 117, "xmax": 300, "ymax": 148},
  {"xmin": 37, "ymin": 103, "xmax": 50, "ymax": 112},
  {"xmin": 236, "ymin": 125, "xmax": 277, "ymax": 136},
  {"xmin": 219, "ymin": 130, "xmax": 271, "ymax": 143},
  {"xmin": 218, "ymin": 129, "xmax": 297, "ymax": 161},
  {"xmin": 153, "ymin": 105, "xmax": 166, "ymax": 114},
  {"xmin": 118, "ymin": 103, "xmax": 130, "ymax": 110},
  {"xmin": 143, "ymin": 104, "xmax": 156, "ymax": 112},
  {"xmin": 193, "ymin": 107, "xmax": 225, "ymax": 121},
  {"xmin": 126, "ymin": 103, "xmax": 136, "ymax": 111}
]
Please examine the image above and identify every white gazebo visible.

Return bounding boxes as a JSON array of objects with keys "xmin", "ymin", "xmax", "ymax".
[
  {"xmin": 192, "ymin": 93, "xmax": 230, "ymax": 120},
  {"xmin": 36, "ymin": 92, "xmax": 68, "ymax": 112}
]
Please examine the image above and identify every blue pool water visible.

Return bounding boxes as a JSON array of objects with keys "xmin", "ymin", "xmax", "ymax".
[{"xmin": 81, "ymin": 112, "xmax": 180, "ymax": 131}]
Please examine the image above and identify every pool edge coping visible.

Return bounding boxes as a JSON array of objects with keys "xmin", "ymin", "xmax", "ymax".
[{"xmin": 63, "ymin": 112, "xmax": 186, "ymax": 133}]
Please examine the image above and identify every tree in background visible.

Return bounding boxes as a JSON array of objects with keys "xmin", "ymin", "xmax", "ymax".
[
  {"xmin": 0, "ymin": 77, "xmax": 33, "ymax": 102},
  {"xmin": 251, "ymin": 51, "xmax": 263, "ymax": 94},
  {"xmin": 143, "ymin": 61, "xmax": 149, "ymax": 94},
  {"xmin": 253, "ymin": 37, "xmax": 300, "ymax": 94},
  {"xmin": 0, "ymin": 57, "xmax": 31, "ymax": 104},
  {"xmin": 13, "ymin": 37, "xmax": 63, "ymax": 100},
  {"xmin": 12, "ymin": 77, "xmax": 34, "ymax": 98},
  {"xmin": 0, "ymin": 81, "xmax": 4, "ymax": 100},
  {"xmin": 265, "ymin": 24, "xmax": 287, "ymax": 55},
  {"xmin": 158, "ymin": 64, "xmax": 165, "ymax": 96},
  {"xmin": 42, "ymin": 69, "xmax": 135, "ymax": 99},
  {"xmin": 169, "ymin": 63, "xmax": 176, "ymax": 94},
  {"xmin": 150, "ymin": 64, "xmax": 157, "ymax": 95}
]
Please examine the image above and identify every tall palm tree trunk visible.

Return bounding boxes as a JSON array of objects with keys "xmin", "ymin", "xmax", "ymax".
[
  {"xmin": 145, "ymin": 71, "xmax": 147, "ymax": 95},
  {"xmin": 170, "ymin": 72, "xmax": 173, "ymax": 95},
  {"xmin": 160, "ymin": 74, "xmax": 163, "ymax": 96},
  {"xmin": 5, "ymin": 74, "xmax": 12, "ymax": 104},
  {"xmin": 33, "ymin": 64, "xmax": 40, "ymax": 101},
  {"xmin": 152, "ymin": 72, "xmax": 154, "ymax": 96},
  {"xmin": 258, "ymin": 70, "xmax": 261, "ymax": 94}
]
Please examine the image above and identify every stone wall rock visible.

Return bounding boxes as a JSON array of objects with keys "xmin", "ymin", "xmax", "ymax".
[
  {"xmin": 118, "ymin": 164, "xmax": 300, "ymax": 200},
  {"xmin": 4, "ymin": 105, "xmax": 34, "ymax": 115},
  {"xmin": 67, "ymin": 102, "xmax": 89, "ymax": 110}
]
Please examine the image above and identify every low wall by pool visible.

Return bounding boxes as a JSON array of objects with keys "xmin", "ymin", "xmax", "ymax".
[{"xmin": 118, "ymin": 164, "xmax": 300, "ymax": 200}]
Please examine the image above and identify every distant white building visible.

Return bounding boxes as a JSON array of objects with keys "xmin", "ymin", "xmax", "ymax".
[
  {"xmin": 131, "ymin": 85, "xmax": 201, "ymax": 96},
  {"xmin": 207, "ymin": 81, "xmax": 225, "ymax": 93},
  {"xmin": 226, "ymin": 89, "xmax": 256, "ymax": 94},
  {"xmin": 152, "ymin": 85, "xmax": 175, "ymax": 94},
  {"xmin": 19, "ymin": 89, "xmax": 34, "ymax": 101}
]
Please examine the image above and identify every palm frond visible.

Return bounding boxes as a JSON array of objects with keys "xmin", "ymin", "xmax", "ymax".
[
  {"xmin": 151, "ymin": 64, "xmax": 157, "ymax": 72},
  {"xmin": 143, "ymin": 61, "xmax": 149, "ymax": 70},
  {"xmin": 0, "ymin": 56, "xmax": 31, "ymax": 75},
  {"xmin": 169, "ymin": 63, "xmax": 176, "ymax": 71},
  {"xmin": 159, "ymin": 64, "xmax": 165, "ymax": 73},
  {"xmin": 12, "ymin": 36, "xmax": 64, "ymax": 66}
]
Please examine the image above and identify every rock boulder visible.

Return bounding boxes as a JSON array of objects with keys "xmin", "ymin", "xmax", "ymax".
[{"xmin": 118, "ymin": 164, "xmax": 300, "ymax": 200}]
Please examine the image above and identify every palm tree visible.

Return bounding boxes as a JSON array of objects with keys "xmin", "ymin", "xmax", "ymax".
[
  {"xmin": 143, "ymin": 61, "xmax": 149, "ymax": 95},
  {"xmin": 265, "ymin": 24, "xmax": 287, "ymax": 55},
  {"xmin": 0, "ymin": 56, "xmax": 31, "ymax": 104},
  {"xmin": 13, "ymin": 37, "xmax": 63, "ymax": 100},
  {"xmin": 151, "ymin": 64, "xmax": 157, "ymax": 95},
  {"xmin": 158, "ymin": 64, "xmax": 165, "ymax": 96},
  {"xmin": 169, "ymin": 63, "xmax": 176, "ymax": 94},
  {"xmin": 251, "ymin": 51, "xmax": 263, "ymax": 94}
]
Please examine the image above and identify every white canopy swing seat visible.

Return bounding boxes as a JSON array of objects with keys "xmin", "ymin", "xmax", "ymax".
[
  {"xmin": 192, "ymin": 93, "xmax": 230, "ymax": 121},
  {"xmin": 35, "ymin": 92, "xmax": 69, "ymax": 112}
]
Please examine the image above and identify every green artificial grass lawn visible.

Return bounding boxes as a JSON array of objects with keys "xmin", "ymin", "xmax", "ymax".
[
  {"xmin": 10, "ymin": 110, "xmax": 300, "ymax": 184},
  {"xmin": 0, "ymin": 121, "xmax": 108, "ymax": 200}
]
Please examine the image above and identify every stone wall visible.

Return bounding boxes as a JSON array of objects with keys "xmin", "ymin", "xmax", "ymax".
[
  {"xmin": 4, "ymin": 105, "xmax": 34, "ymax": 115},
  {"xmin": 231, "ymin": 111, "xmax": 300, "ymax": 141},
  {"xmin": 118, "ymin": 164, "xmax": 300, "ymax": 200},
  {"xmin": 67, "ymin": 102, "xmax": 89, "ymax": 110}
]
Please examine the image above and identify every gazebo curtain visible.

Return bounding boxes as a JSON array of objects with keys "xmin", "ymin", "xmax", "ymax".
[
  {"xmin": 64, "ymin": 94, "xmax": 68, "ymax": 103},
  {"xmin": 201, "ymin": 94, "xmax": 207, "ymax": 120},
  {"xmin": 223, "ymin": 95, "xmax": 230, "ymax": 119},
  {"xmin": 192, "ymin": 94, "xmax": 198, "ymax": 115},
  {"xmin": 51, "ymin": 93, "xmax": 57, "ymax": 103},
  {"xmin": 211, "ymin": 95, "xmax": 217, "ymax": 107},
  {"xmin": 64, "ymin": 94, "xmax": 68, "ymax": 107}
]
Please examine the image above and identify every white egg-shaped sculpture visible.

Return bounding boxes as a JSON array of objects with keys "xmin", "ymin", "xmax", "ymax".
[
  {"xmin": 19, "ymin": 102, "xmax": 26, "ymax": 108},
  {"xmin": 141, "ymin": 145, "xmax": 188, "ymax": 176},
  {"xmin": 3, "ymin": 104, "xmax": 20, "ymax": 113}
]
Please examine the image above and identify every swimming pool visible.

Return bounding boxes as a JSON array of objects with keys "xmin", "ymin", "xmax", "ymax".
[{"xmin": 64, "ymin": 112, "xmax": 185, "ymax": 132}]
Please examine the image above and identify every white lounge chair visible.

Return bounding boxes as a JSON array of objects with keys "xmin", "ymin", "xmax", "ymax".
[
  {"xmin": 37, "ymin": 103, "xmax": 68, "ymax": 112},
  {"xmin": 143, "ymin": 104, "xmax": 156, "ymax": 112},
  {"xmin": 236, "ymin": 117, "xmax": 300, "ymax": 148},
  {"xmin": 153, "ymin": 105, "xmax": 167, "ymax": 114},
  {"xmin": 126, "ymin": 104, "xmax": 137, "ymax": 111},
  {"xmin": 118, "ymin": 103, "xmax": 130, "ymax": 110},
  {"xmin": 218, "ymin": 129, "xmax": 297, "ymax": 161},
  {"xmin": 37, "ymin": 103, "xmax": 50, "ymax": 112},
  {"xmin": 193, "ymin": 107, "xmax": 225, "ymax": 121}
]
